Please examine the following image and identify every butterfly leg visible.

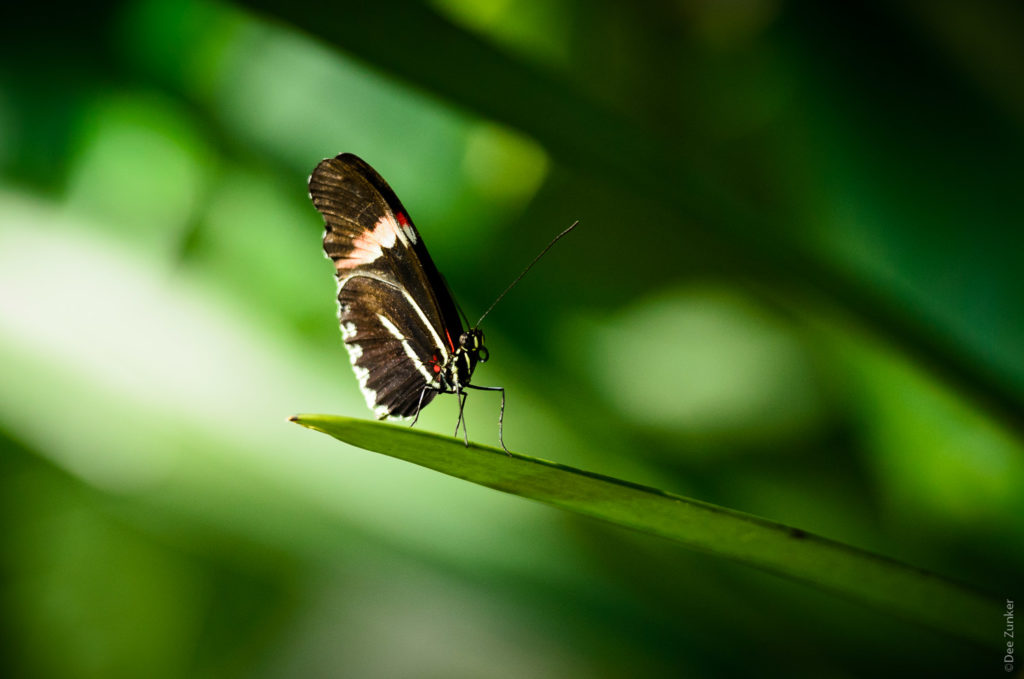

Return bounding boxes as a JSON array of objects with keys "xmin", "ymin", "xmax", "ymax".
[
  {"xmin": 466, "ymin": 384, "xmax": 508, "ymax": 453},
  {"xmin": 454, "ymin": 389, "xmax": 469, "ymax": 446},
  {"xmin": 410, "ymin": 385, "xmax": 438, "ymax": 429}
]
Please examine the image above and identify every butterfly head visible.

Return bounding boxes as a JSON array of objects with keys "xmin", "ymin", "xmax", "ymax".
[
  {"xmin": 459, "ymin": 328, "xmax": 488, "ymax": 362},
  {"xmin": 444, "ymin": 328, "xmax": 487, "ymax": 390}
]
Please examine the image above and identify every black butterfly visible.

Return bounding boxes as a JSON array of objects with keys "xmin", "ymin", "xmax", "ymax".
[{"xmin": 309, "ymin": 153, "xmax": 574, "ymax": 450}]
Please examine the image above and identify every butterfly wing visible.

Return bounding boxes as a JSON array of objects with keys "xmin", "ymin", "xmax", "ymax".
[{"xmin": 309, "ymin": 153, "xmax": 463, "ymax": 418}]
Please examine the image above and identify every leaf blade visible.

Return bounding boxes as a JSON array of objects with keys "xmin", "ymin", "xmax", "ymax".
[{"xmin": 291, "ymin": 414, "xmax": 994, "ymax": 645}]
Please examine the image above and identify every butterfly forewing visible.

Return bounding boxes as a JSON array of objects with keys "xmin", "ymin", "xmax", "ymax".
[{"xmin": 310, "ymin": 153, "xmax": 463, "ymax": 419}]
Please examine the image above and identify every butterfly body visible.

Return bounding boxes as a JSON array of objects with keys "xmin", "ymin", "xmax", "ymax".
[{"xmin": 309, "ymin": 153, "xmax": 500, "ymax": 443}]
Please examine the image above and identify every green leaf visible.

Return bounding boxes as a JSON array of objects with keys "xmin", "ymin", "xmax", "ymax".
[{"xmin": 291, "ymin": 414, "xmax": 994, "ymax": 646}]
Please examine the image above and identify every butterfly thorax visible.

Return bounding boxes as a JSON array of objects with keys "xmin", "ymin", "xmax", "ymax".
[{"xmin": 441, "ymin": 328, "xmax": 488, "ymax": 391}]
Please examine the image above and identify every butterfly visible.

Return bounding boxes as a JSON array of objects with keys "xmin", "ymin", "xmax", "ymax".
[{"xmin": 309, "ymin": 153, "xmax": 575, "ymax": 451}]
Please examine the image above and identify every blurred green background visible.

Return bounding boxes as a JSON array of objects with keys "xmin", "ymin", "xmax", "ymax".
[{"xmin": 1, "ymin": 0, "xmax": 1022, "ymax": 677}]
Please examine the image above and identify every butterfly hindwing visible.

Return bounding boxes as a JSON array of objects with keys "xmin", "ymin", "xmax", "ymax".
[
  {"xmin": 337, "ymin": 276, "xmax": 446, "ymax": 418},
  {"xmin": 309, "ymin": 153, "xmax": 461, "ymax": 419}
]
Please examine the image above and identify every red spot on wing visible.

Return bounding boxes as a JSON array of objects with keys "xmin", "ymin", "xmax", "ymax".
[
  {"xmin": 396, "ymin": 212, "xmax": 410, "ymax": 227},
  {"xmin": 445, "ymin": 329, "xmax": 455, "ymax": 352},
  {"xmin": 432, "ymin": 364, "xmax": 441, "ymax": 374}
]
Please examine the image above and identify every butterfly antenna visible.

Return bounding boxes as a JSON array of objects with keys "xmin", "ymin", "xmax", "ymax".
[{"xmin": 475, "ymin": 220, "xmax": 579, "ymax": 328}]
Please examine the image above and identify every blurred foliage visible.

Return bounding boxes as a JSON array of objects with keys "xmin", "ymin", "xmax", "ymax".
[{"xmin": 1, "ymin": 0, "xmax": 1022, "ymax": 677}]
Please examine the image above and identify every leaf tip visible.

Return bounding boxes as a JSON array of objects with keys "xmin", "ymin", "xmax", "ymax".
[{"xmin": 288, "ymin": 414, "xmax": 325, "ymax": 432}]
